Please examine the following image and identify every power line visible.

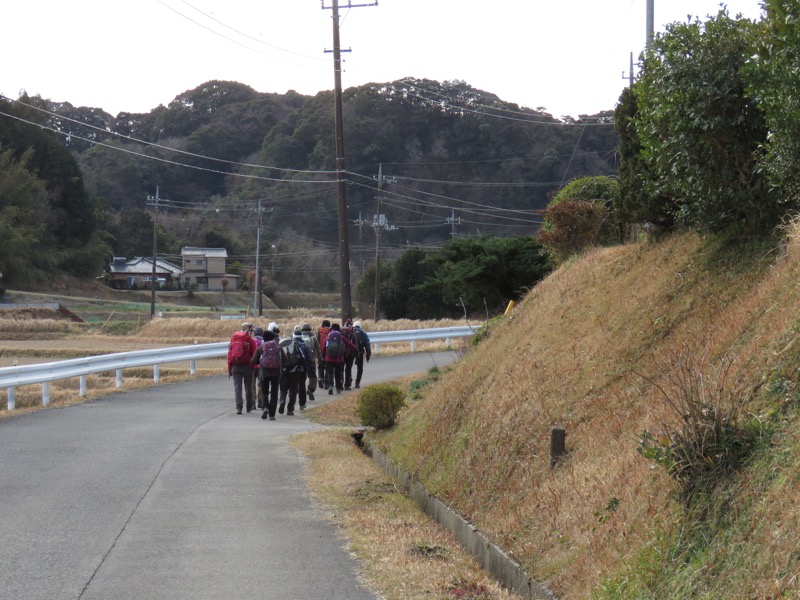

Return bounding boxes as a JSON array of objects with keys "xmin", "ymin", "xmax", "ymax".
[{"xmin": 1, "ymin": 95, "xmax": 339, "ymax": 178}]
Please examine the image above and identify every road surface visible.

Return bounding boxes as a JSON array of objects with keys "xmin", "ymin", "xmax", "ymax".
[{"xmin": 0, "ymin": 351, "xmax": 458, "ymax": 599}]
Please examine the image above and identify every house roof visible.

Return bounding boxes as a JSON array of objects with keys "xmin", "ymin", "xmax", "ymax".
[
  {"xmin": 107, "ymin": 257, "xmax": 182, "ymax": 276},
  {"xmin": 181, "ymin": 246, "xmax": 228, "ymax": 258}
]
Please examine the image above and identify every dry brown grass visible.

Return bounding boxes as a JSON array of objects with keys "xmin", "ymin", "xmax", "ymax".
[
  {"xmin": 292, "ymin": 429, "xmax": 523, "ymax": 600},
  {"xmin": 369, "ymin": 224, "xmax": 800, "ymax": 598},
  {"xmin": 0, "ymin": 367, "xmax": 220, "ymax": 419}
]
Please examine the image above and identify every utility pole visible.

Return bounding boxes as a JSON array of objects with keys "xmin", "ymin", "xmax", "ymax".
[
  {"xmin": 646, "ymin": 0, "xmax": 654, "ymax": 48},
  {"xmin": 445, "ymin": 209, "xmax": 461, "ymax": 238},
  {"xmin": 372, "ymin": 164, "xmax": 395, "ymax": 321},
  {"xmin": 254, "ymin": 198, "xmax": 263, "ymax": 316},
  {"xmin": 322, "ymin": 0, "xmax": 376, "ymax": 321},
  {"xmin": 147, "ymin": 187, "xmax": 160, "ymax": 320},
  {"xmin": 353, "ymin": 212, "xmax": 369, "ymax": 279},
  {"xmin": 622, "ymin": 52, "xmax": 635, "ymax": 88}
]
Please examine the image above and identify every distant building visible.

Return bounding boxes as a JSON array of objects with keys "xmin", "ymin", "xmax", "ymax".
[
  {"xmin": 179, "ymin": 247, "xmax": 239, "ymax": 291},
  {"xmin": 105, "ymin": 256, "xmax": 182, "ymax": 290}
]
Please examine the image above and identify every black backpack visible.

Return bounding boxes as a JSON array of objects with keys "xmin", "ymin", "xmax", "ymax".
[{"xmin": 280, "ymin": 339, "xmax": 304, "ymax": 367}]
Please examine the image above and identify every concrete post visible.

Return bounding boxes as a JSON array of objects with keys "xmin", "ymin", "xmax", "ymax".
[{"xmin": 550, "ymin": 427, "xmax": 566, "ymax": 467}]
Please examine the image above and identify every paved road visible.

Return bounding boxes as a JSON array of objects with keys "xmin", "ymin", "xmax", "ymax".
[{"xmin": 0, "ymin": 351, "xmax": 458, "ymax": 600}]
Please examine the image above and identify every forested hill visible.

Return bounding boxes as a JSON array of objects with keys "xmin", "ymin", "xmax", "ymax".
[{"xmin": 0, "ymin": 78, "xmax": 616, "ymax": 289}]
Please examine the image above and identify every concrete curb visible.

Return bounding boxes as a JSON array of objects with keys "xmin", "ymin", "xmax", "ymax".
[{"xmin": 363, "ymin": 441, "xmax": 556, "ymax": 600}]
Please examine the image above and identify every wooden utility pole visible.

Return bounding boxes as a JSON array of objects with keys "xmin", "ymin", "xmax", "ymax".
[
  {"xmin": 147, "ymin": 187, "xmax": 160, "ymax": 320},
  {"xmin": 322, "ymin": 0, "xmax": 376, "ymax": 321}
]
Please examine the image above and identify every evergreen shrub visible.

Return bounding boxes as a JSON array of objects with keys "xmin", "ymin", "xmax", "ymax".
[{"xmin": 356, "ymin": 384, "xmax": 407, "ymax": 430}]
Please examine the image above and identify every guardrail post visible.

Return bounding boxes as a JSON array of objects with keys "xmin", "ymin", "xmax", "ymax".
[
  {"xmin": 190, "ymin": 359, "xmax": 197, "ymax": 375},
  {"xmin": 116, "ymin": 369, "xmax": 123, "ymax": 388},
  {"xmin": 7, "ymin": 387, "xmax": 15, "ymax": 411},
  {"xmin": 42, "ymin": 382, "xmax": 50, "ymax": 406},
  {"xmin": 411, "ymin": 340, "xmax": 416, "ymax": 353},
  {"xmin": 80, "ymin": 375, "xmax": 87, "ymax": 397},
  {"xmin": 153, "ymin": 365, "xmax": 160, "ymax": 383},
  {"xmin": 373, "ymin": 343, "xmax": 380, "ymax": 355},
  {"xmin": 445, "ymin": 337, "xmax": 452, "ymax": 348}
]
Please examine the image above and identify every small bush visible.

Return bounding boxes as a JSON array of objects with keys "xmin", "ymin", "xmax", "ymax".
[
  {"xmin": 636, "ymin": 350, "xmax": 759, "ymax": 501},
  {"xmin": 356, "ymin": 384, "xmax": 407, "ymax": 429}
]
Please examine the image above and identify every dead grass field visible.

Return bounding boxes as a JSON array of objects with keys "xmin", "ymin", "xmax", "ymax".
[
  {"xmin": 363, "ymin": 223, "xmax": 800, "ymax": 598},
  {"xmin": 0, "ymin": 314, "xmax": 470, "ymax": 412}
]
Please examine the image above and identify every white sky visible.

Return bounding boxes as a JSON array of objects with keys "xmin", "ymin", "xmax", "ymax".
[{"xmin": 1, "ymin": 0, "xmax": 764, "ymax": 119}]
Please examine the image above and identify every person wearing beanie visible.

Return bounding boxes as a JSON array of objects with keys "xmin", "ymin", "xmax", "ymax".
[
  {"xmin": 316, "ymin": 319, "xmax": 332, "ymax": 388},
  {"xmin": 251, "ymin": 327, "xmax": 265, "ymax": 408},
  {"xmin": 323, "ymin": 322, "xmax": 357, "ymax": 395},
  {"xmin": 251, "ymin": 329, "xmax": 281, "ymax": 420},
  {"xmin": 276, "ymin": 326, "xmax": 314, "ymax": 415},
  {"xmin": 300, "ymin": 323, "xmax": 321, "ymax": 401}
]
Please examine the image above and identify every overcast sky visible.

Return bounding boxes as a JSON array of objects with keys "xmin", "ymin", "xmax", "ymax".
[{"xmin": 1, "ymin": 0, "xmax": 764, "ymax": 119}]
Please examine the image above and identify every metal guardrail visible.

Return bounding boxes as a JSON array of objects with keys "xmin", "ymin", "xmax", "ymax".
[{"xmin": 0, "ymin": 326, "xmax": 476, "ymax": 410}]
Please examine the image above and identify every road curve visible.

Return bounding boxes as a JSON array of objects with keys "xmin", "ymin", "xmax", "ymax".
[{"xmin": 0, "ymin": 351, "xmax": 459, "ymax": 600}]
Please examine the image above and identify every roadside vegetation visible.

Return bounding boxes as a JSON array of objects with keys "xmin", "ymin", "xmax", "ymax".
[{"xmin": 355, "ymin": 223, "xmax": 800, "ymax": 598}]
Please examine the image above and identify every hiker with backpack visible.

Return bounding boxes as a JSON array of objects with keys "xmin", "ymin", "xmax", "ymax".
[
  {"xmin": 352, "ymin": 320, "xmax": 372, "ymax": 389},
  {"xmin": 316, "ymin": 319, "xmax": 331, "ymax": 389},
  {"xmin": 252, "ymin": 329, "xmax": 282, "ymax": 420},
  {"xmin": 227, "ymin": 323, "xmax": 259, "ymax": 414},
  {"xmin": 323, "ymin": 322, "xmax": 357, "ymax": 395},
  {"xmin": 300, "ymin": 322, "xmax": 322, "ymax": 401},
  {"xmin": 341, "ymin": 319, "xmax": 358, "ymax": 391},
  {"xmin": 251, "ymin": 327, "xmax": 265, "ymax": 409},
  {"xmin": 277, "ymin": 326, "xmax": 315, "ymax": 415}
]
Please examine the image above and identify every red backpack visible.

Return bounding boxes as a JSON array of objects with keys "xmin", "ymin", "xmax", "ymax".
[{"xmin": 228, "ymin": 331, "xmax": 252, "ymax": 366}]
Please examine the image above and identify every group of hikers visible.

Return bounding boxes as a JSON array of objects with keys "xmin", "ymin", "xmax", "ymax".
[{"xmin": 226, "ymin": 319, "xmax": 372, "ymax": 420}]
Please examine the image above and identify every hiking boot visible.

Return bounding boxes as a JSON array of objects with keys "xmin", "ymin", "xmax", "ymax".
[
  {"xmin": 308, "ymin": 392, "xmax": 315, "ymax": 401},
  {"xmin": 287, "ymin": 411, "xmax": 294, "ymax": 416},
  {"xmin": 236, "ymin": 410, "xmax": 242, "ymax": 414},
  {"xmin": 261, "ymin": 410, "xmax": 269, "ymax": 420},
  {"xmin": 328, "ymin": 389, "xmax": 333, "ymax": 395},
  {"xmin": 279, "ymin": 402, "xmax": 285, "ymax": 414},
  {"xmin": 299, "ymin": 404, "xmax": 306, "ymax": 412},
  {"xmin": 268, "ymin": 416, "xmax": 276, "ymax": 421},
  {"xmin": 355, "ymin": 383, "xmax": 360, "ymax": 389}
]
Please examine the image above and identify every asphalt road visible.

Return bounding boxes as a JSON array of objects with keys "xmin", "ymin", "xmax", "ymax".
[{"xmin": 0, "ymin": 351, "xmax": 459, "ymax": 600}]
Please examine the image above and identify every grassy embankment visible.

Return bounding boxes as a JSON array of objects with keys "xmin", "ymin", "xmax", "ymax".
[{"xmin": 302, "ymin": 223, "xmax": 800, "ymax": 599}]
